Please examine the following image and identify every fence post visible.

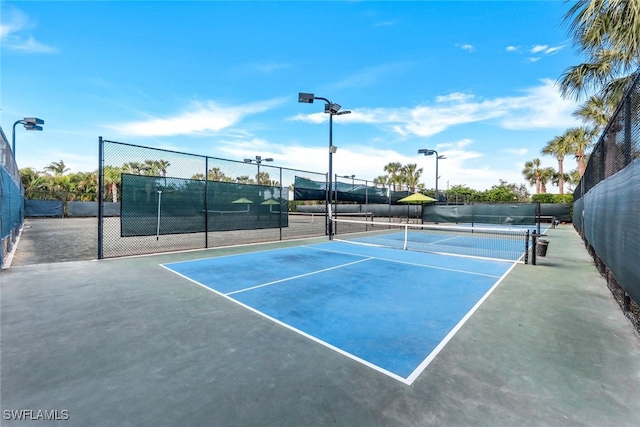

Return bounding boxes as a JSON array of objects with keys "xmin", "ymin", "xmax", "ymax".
[{"xmin": 98, "ymin": 136, "xmax": 104, "ymax": 260}]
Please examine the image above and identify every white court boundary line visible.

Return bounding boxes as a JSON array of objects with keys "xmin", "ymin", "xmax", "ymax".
[
  {"xmin": 404, "ymin": 260, "xmax": 519, "ymax": 384},
  {"xmin": 160, "ymin": 258, "xmax": 412, "ymax": 384},
  {"xmin": 160, "ymin": 243, "xmax": 518, "ymax": 385}
]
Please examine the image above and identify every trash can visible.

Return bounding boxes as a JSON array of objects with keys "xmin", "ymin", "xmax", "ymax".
[{"xmin": 536, "ymin": 239, "xmax": 549, "ymax": 257}]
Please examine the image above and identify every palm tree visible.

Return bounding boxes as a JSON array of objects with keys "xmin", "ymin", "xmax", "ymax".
[
  {"xmin": 573, "ymin": 94, "xmax": 616, "ymax": 132},
  {"xmin": 207, "ymin": 167, "xmax": 227, "ymax": 181},
  {"xmin": 43, "ymin": 160, "xmax": 69, "ymax": 177},
  {"xmin": 373, "ymin": 175, "xmax": 389, "ymax": 189},
  {"xmin": 400, "ymin": 163, "xmax": 423, "ymax": 192},
  {"xmin": 20, "ymin": 167, "xmax": 47, "ymax": 199},
  {"xmin": 122, "ymin": 162, "xmax": 143, "ymax": 175},
  {"xmin": 541, "ymin": 134, "xmax": 574, "ymax": 194},
  {"xmin": 522, "ymin": 158, "xmax": 544, "ymax": 194},
  {"xmin": 142, "ymin": 159, "xmax": 160, "ymax": 175},
  {"xmin": 383, "ymin": 162, "xmax": 403, "ymax": 190},
  {"xmin": 565, "ymin": 126, "xmax": 596, "ymax": 177},
  {"xmin": 256, "ymin": 171, "xmax": 270, "ymax": 186},
  {"xmin": 539, "ymin": 167, "xmax": 556, "ymax": 194},
  {"xmin": 155, "ymin": 160, "xmax": 171, "ymax": 177},
  {"xmin": 560, "ymin": 0, "xmax": 640, "ymax": 104},
  {"xmin": 103, "ymin": 166, "xmax": 122, "ymax": 202}
]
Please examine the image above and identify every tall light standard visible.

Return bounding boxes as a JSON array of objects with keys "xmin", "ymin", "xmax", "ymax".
[
  {"xmin": 418, "ymin": 149, "xmax": 446, "ymax": 203},
  {"xmin": 12, "ymin": 117, "xmax": 45, "ymax": 156},
  {"xmin": 298, "ymin": 92, "xmax": 350, "ymax": 237},
  {"xmin": 244, "ymin": 155, "xmax": 273, "ymax": 185}
]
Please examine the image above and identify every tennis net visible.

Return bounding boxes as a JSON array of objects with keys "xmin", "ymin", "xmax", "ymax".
[{"xmin": 330, "ymin": 217, "xmax": 531, "ymax": 263}]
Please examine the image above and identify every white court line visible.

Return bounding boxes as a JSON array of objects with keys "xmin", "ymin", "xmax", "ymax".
[
  {"xmin": 225, "ymin": 257, "xmax": 374, "ymax": 296},
  {"xmin": 308, "ymin": 244, "xmax": 505, "ymax": 279},
  {"xmin": 404, "ymin": 260, "xmax": 519, "ymax": 384},
  {"xmin": 159, "ymin": 261, "xmax": 412, "ymax": 384},
  {"xmin": 159, "ymin": 244, "xmax": 517, "ymax": 385}
]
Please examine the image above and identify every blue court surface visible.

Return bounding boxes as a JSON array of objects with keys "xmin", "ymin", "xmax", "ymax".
[{"xmin": 161, "ymin": 241, "xmax": 516, "ymax": 384}]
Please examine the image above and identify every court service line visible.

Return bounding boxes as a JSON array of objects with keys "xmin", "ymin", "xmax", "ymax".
[
  {"xmin": 306, "ymin": 245, "xmax": 505, "ymax": 279},
  {"xmin": 225, "ymin": 257, "xmax": 375, "ymax": 296}
]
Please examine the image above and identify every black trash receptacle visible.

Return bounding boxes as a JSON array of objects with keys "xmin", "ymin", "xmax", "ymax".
[{"xmin": 536, "ymin": 239, "xmax": 549, "ymax": 257}]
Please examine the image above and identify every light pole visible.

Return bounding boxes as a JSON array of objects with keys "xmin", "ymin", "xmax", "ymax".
[
  {"xmin": 418, "ymin": 149, "xmax": 446, "ymax": 203},
  {"xmin": 244, "ymin": 155, "xmax": 273, "ymax": 185},
  {"xmin": 298, "ymin": 92, "xmax": 350, "ymax": 237},
  {"xmin": 12, "ymin": 117, "xmax": 45, "ymax": 156}
]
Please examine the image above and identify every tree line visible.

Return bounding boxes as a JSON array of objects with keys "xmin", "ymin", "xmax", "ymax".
[{"xmin": 20, "ymin": 160, "xmax": 279, "ymax": 203}]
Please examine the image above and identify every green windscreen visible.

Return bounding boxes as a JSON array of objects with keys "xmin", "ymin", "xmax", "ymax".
[
  {"xmin": 293, "ymin": 176, "xmax": 410, "ymax": 204},
  {"xmin": 422, "ymin": 203, "xmax": 538, "ymax": 225},
  {"xmin": 121, "ymin": 174, "xmax": 287, "ymax": 237}
]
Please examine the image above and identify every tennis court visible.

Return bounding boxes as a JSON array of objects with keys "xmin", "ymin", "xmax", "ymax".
[
  {"xmin": 163, "ymin": 242, "xmax": 516, "ymax": 384},
  {"xmin": 3, "ymin": 223, "xmax": 640, "ymax": 426}
]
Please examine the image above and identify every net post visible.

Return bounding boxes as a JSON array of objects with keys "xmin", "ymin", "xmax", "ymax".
[
  {"xmin": 403, "ymin": 224, "xmax": 408, "ymax": 250},
  {"xmin": 524, "ymin": 229, "xmax": 529, "ymax": 264},
  {"xmin": 279, "ymin": 167, "xmax": 283, "ymax": 241},
  {"xmin": 204, "ymin": 157, "xmax": 209, "ymax": 248},
  {"xmin": 531, "ymin": 233, "xmax": 537, "ymax": 265}
]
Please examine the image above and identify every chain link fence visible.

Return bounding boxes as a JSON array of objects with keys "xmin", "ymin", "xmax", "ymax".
[
  {"xmin": 98, "ymin": 138, "xmax": 327, "ymax": 258},
  {"xmin": 0, "ymin": 127, "xmax": 24, "ymax": 269},
  {"xmin": 573, "ymin": 70, "xmax": 640, "ymax": 331}
]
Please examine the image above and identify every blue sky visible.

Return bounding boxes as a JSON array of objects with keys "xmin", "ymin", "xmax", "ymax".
[{"xmin": 1, "ymin": 0, "xmax": 584, "ymax": 192}]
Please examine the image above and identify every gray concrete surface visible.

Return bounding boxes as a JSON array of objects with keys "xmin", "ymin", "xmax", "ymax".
[
  {"xmin": 1, "ymin": 222, "xmax": 640, "ymax": 426},
  {"xmin": 9, "ymin": 218, "xmax": 98, "ymax": 266}
]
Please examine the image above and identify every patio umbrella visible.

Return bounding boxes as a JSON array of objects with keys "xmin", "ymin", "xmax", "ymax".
[
  {"xmin": 260, "ymin": 198, "xmax": 280, "ymax": 205},
  {"xmin": 231, "ymin": 198, "xmax": 253, "ymax": 204},
  {"xmin": 397, "ymin": 193, "xmax": 436, "ymax": 204},
  {"xmin": 398, "ymin": 193, "xmax": 435, "ymax": 221},
  {"xmin": 261, "ymin": 198, "xmax": 281, "ymax": 213}
]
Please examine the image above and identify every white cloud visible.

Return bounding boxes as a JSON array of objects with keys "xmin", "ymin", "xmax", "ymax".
[
  {"xmin": 498, "ymin": 78, "xmax": 580, "ymax": 129},
  {"xmin": 460, "ymin": 44, "xmax": 474, "ymax": 52},
  {"xmin": 436, "ymin": 93, "xmax": 474, "ymax": 103},
  {"xmin": 543, "ymin": 45, "xmax": 565, "ymax": 55},
  {"xmin": 112, "ymin": 98, "xmax": 285, "ymax": 137},
  {"xmin": 530, "ymin": 45, "xmax": 548, "ymax": 54},
  {"xmin": 506, "ymin": 45, "xmax": 518, "ymax": 52},
  {"xmin": 0, "ymin": 7, "xmax": 57, "ymax": 53},
  {"xmin": 529, "ymin": 44, "xmax": 565, "ymax": 56},
  {"xmin": 291, "ymin": 79, "xmax": 579, "ymax": 145}
]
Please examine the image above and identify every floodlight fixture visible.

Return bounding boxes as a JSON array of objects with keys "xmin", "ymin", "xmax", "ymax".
[
  {"xmin": 12, "ymin": 116, "xmax": 45, "ymax": 156},
  {"xmin": 418, "ymin": 149, "xmax": 436, "ymax": 156},
  {"xmin": 244, "ymin": 155, "xmax": 274, "ymax": 185},
  {"xmin": 298, "ymin": 92, "xmax": 315, "ymax": 103},
  {"xmin": 24, "ymin": 117, "xmax": 45, "ymax": 126}
]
